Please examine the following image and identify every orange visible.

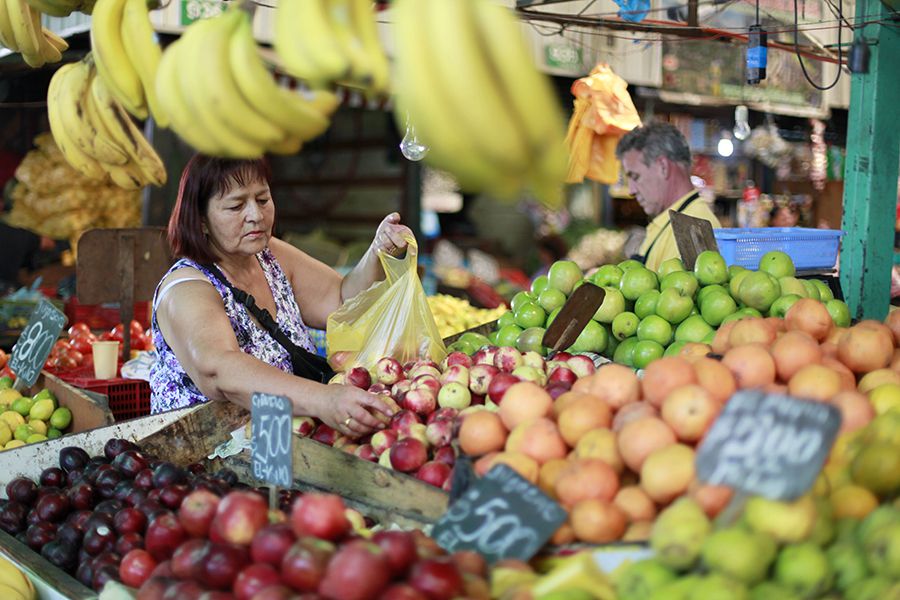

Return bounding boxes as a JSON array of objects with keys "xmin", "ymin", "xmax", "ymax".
[
  {"xmin": 505, "ymin": 418, "xmax": 568, "ymax": 464},
  {"xmin": 572, "ymin": 364, "xmax": 641, "ymax": 409},
  {"xmin": 459, "ymin": 411, "xmax": 507, "ymax": 456},
  {"xmin": 538, "ymin": 458, "xmax": 570, "ymax": 498},
  {"xmin": 557, "ymin": 395, "xmax": 612, "ymax": 447},
  {"xmin": 788, "ymin": 364, "xmax": 842, "ymax": 402},
  {"xmin": 499, "ymin": 382, "xmax": 552, "ymax": 430},
  {"xmin": 570, "ymin": 499, "xmax": 627, "ymax": 543},
  {"xmin": 838, "ymin": 322, "xmax": 894, "ymax": 374},
  {"xmin": 611, "ymin": 401, "xmax": 658, "ymax": 432},
  {"xmin": 487, "ymin": 452, "xmax": 540, "ymax": 483},
  {"xmin": 661, "ymin": 385, "xmax": 719, "ymax": 442},
  {"xmin": 770, "ymin": 330, "xmax": 823, "ymax": 382},
  {"xmin": 574, "ymin": 428, "xmax": 624, "ymax": 473},
  {"xmin": 722, "ymin": 343, "xmax": 776, "ymax": 389},
  {"xmin": 640, "ymin": 444, "xmax": 696, "ymax": 504},
  {"xmin": 641, "ymin": 357, "xmax": 697, "ymax": 408},
  {"xmin": 785, "ymin": 298, "xmax": 833, "ymax": 341},
  {"xmin": 613, "ymin": 486, "xmax": 657, "ymax": 523},
  {"xmin": 617, "ymin": 417, "xmax": 677, "ymax": 473},
  {"xmin": 692, "ymin": 357, "xmax": 736, "ymax": 405},
  {"xmin": 555, "ymin": 459, "xmax": 620, "ymax": 507}
]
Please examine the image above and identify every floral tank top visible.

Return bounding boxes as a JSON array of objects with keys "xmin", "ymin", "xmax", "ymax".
[{"xmin": 149, "ymin": 248, "xmax": 316, "ymax": 414}]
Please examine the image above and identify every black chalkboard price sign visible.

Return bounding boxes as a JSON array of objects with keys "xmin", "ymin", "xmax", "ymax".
[
  {"xmin": 250, "ymin": 392, "xmax": 293, "ymax": 488},
  {"xmin": 432, "ymin": 464, "xmax": 567, "ymax": 564},
  {"xmin": 9, "ymin": 299, "xmax": 67, "ymax": 388},
  {"xmin": 696, "ymin": 389, "xmax": 841, "ymax": 500}
]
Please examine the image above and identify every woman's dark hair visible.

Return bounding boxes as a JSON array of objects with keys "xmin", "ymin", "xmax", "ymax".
[{"xmin": 168, "ymin": 155, "xmax": 272, "ymax": 263}]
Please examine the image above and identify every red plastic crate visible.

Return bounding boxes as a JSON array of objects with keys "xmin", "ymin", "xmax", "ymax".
[
  {"xmin": 50, "ymin": 365, "xmax": 151, "ymax": 422},
  {"xmin": 65, "ymin": 298, "xmax": 150, "ymax": 331}
]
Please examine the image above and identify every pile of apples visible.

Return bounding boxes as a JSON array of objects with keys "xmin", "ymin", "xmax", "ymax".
[
  {"xmin": 296, "ymin": 349, "xmax": 596, "ymax": 489},
  {"xmin": 133, "ymin": 490, "xmax": 491, "ymax": 600},
  {"xmin": 458, "ymin": 301, "xmax": 900, "ymax": 546}
]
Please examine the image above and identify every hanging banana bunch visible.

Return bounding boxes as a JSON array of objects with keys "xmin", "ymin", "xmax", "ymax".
[{"xmin": 0, "ymin": 0, "xmax": 69, "ymax": 67}]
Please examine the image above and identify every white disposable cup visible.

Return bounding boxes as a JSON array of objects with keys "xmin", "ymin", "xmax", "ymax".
[{"xmin": 92, "ymin": 341, "xmax": 120, "ymax": 380}]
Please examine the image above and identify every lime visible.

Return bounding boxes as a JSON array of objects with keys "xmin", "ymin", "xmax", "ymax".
[
  {"xmin": 637, "ymin": 315, "xmax": 673, "ymax": 346},
  {"xmin": 531, "ymin": 274, "xmax": 550, "ymax": 295},
  {"xmin": 538, "ymin": 288, "xmax": 567, "ymax": 314},
  {"xmin": 11, "ymin": 397, "xmax": 34, "ymax": 417},
  {"xmin": 758, "ymin": 250, "xmax": 796, "ymax": 279},
  {"xmin": 460, "ymin": 332, "xmax": 491, "ymax": 349},
  {"xmin": 47, "ymin": 427, "xmax": 63, "ymax": 440},
  {"xmin": 514, "ymin": 302, "xmax": 546, "ymax": 329},
  {"xmin": 633, "ymin": 340, "xmax": 665, "ymax": 369},
  {"xmin": 33, "ymin": 388, "xmax": 56, "ymax": 404},
  {"xmin": 569, "ymin": 320, "xmax": 608, "ymax": 354},
  {"xmin": 26, "ymin": 433, "xmax": 47, "ymax": 444},
  {"xmin": 613, "ymin": 337, "xmax": 639, "ymax": 367},
  {"xmin": 548, "ymin": 260, "xmax": 583, "ymax": 295},
  {"xmin": 634, "ymin": 290, "xmax": 662, "ymax": 320},
  {"xmin": 14, "ymin": 424, "xmax": 33, "ymax": 442},
  {"xmin": 496, "ymin": 324, "xmax": 524, "ymax": 348},
  {"xmin": 510, "ymin": 291, "xmax": 536, "ymax": 313},
  {"xmin": 0, "ymin": 376, "xmax": 12, "ymax": 391},
  {"xmin": 516, "ymin": 327, "xmax": 547, "ymax": 355},
  {"xmin": 27, "ymin": 419, "xmax": 47, "ymax": 436},
  {"xmin": 49, "ymin": 407, "xmax": 73, "ymax": 430},
  {"xmin": 497, "ymin": 311, "xmax": 516, "ymax": 329}
]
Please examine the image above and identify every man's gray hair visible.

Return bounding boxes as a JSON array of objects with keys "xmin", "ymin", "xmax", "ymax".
[{"xmin": 615, "ymin": 121, "xmax": 692, "ymax": 168}]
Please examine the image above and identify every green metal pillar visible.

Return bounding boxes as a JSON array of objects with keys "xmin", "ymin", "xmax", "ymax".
[{"xmin": 840, "ymin": 0, "xmax": 900, "ymax": 320}]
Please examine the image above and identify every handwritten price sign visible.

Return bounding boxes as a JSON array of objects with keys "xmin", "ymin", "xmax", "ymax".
[
  {"xmin": 696, "ymin": 389, "xmax": 841, "ymax": 500},
  {"xmin": 250, "ymin": 393, "xmax": 293, "ymax": 488},
  {"xmin": 9, "ymin": 299, "xmax": 67, "ymax": 388},
  {"xmin": 432, "ymin": 464, "xmax": 567, "ymax": 564}
]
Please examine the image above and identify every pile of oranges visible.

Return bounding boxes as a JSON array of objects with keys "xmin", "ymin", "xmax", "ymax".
[{"xmin": 457, "ymin": 299, "xmax": 900, "ymax": 545}]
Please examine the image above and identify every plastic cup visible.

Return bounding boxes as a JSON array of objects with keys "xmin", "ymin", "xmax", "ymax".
[{"xmin": 92, "ymin": 341, "xmax": 120, "ymax": 380}]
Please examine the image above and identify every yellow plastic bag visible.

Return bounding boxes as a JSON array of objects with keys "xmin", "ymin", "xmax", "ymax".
[{"xmin": 326, "ymin": 236, "xmax": 446, "ymax": 371}]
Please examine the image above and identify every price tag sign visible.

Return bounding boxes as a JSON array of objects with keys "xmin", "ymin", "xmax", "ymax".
[
  {"xmin": 432, "ymin": 464, "xmax": 567, "ymax": 564},
  {"xmin": 696, "ymin": 389, "xmax": 841, "ymax": 500},
  {"xmin": 250, "ymin": 392, "xmax": 293, "ymax": 488},
  {"xmin": 9, "ymin": 299, "xmax": 67, "ymax": 388},
  {"xmin": 670, "ymin": 211, "xmax": 719, "ymax": 270}
]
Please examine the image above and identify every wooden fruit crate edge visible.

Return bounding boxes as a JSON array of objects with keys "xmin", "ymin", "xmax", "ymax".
[{"xmin": 441, "ymin": 319, "xmax": 497, "ymax": 346}]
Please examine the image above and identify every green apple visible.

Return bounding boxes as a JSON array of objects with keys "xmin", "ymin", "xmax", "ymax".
[
  {"xmin": 728, "ymin": 265, "xmax": 747, "ymax": 281},
  {"xmin": 656, "ymin": 288, "xmax": 694, "ymax": 325},
  {"xmin": 589, "ymin": 264, "xmax": 624, "ymax": 287},
  {"xmin": 633, "ymin": 340, "xmax": 665, "ymax": 369},
  {"xmin": 635, "ymin": 290, "xmax": 662, "ymax": 320},
  {"xmin": 531, "ymin": 275, "xmax": 550, "ymax": 295},
  {"xmin": 603, "ymin": 329, "xmax": 619, "ymax": 359},
  {"xmin": 739, "ymin": 271, "xmax": 781, "ymax": 312},
  {"xmin": 738, "ymin": 307, "xmax": 763, "ymax": 318},
  {"xmin": 802, "ymin": 280, "xmax": 821, "ymax": 301},
  {"xmin": 660, "ymin": 271, "xmax": 700, "ymax": 298},
  {"xmin": 617, "ymin": 259, "xmax": 644, "ymax": 272},
  {"xmin": 619, "ymin": 267, "xmax": 659, "ymax": 301},
  {"xmin": 811, "ymin": 280, "xmax": 834, "ymax": 301},
  {"xmin": 769, "ymin": 294, "xmax": 802, "ymax": 318},
  {"xmin": 548, "ymin": 260, "xmax": 583, "ymax": 295},
  {"xmin": 538, "ymin": 288, "xmax": 567, "ymax": 314},
  {"xmin": 593, "ymin": 287, "xmax": 626, "ymax": 323},
  {"xmin": 721, "ymin": 312, "xmax": 749, "ymax": 325},
  {"xmin": 702, "ymin": 331, "xmax": 716, "ymax": 345},
  {"xmin": 488, "ymin": 331, "xmax": 500, "ymax": 345},
  {"xmin": 496, "ymin": 324, "xmax": 523, "ymax": 347},
  {"xmin": 517, "ymin": 327, "xmax": 548, "ymax": 355},
  {"xmin": 614, "ymin": 336, "xmax": 639, "ymax": 367},
  {"xmin": 729, "ymin": 269, "xmax": 752, "ymax": 299},
  {"xmin": 825, "ymin": 299, "xmax": 851, "ymax": 327},
  {"xmin": 515, "ymin": 302, "xmax": 546, "ymax": 329},
  {"xmin": 665, "ymin": 341, "xmax": 687, "ymax": 357},
  {"xmin": 637, "ymin": 315, "xmax": 673, "ymax": 346},
  {"xmin": 675, "ymin": 315, "xmax": 715, "ymax": 343},
  {"xmin": 511, "ymin": 291, "xmax": 536, "ymax": 312},
  {"xmin": 657, "ymin": 257, "xmax": 686, "ymax": 278},
  {"xmin": 612, "ymin": 311, "xmax": 640, "ymax": 340},
  {"xmin": 497, "ymin": 311, "xmax": 516, "ymax": 329},
  {"xmin": 779, "ymin": 276, "xmax": 808, "ymax": 298},
  {"xmin": 758, "ymin": 250, "xmax": 796, "ymax": 279},
  {"xmin": 447, "ymin": 339, "xmax": 477, "ymax": 355},
  {"xmin": 569, "ymin": 320, "xmax": 608, "ymax": 354},
  {"xmin": 546, "ymin": 307, "xmax": 562, "ymax": 327},
  {"xmin": 700, "ymin": 291, "xmax": 738, "ymax": 326},
  {"xmin": 460, "ymin": 332, "xmax": 491, "ymax": 349},
  {"xmin": 694, "ymin": 250, "xmax": 729, "ymax": 286},
  {"xmin": 697, "ymin": 284, "xmax": 729, "ymax": 304}
]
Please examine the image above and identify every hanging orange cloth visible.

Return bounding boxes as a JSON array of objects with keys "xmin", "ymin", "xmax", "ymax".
[{"xmin": 565, "ymin": 63, "xmax": 642, "ymax": 184}]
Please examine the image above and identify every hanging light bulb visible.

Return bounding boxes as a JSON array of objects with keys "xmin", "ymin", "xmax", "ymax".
[
  {"xmin": 733, "ymin": 105, "xmax": 751, "ymax": 141},
  {"xmin": 717, "ymin": 131, "xmax": 734, "ymax": 158},
  {"xmin": 399, "ymin": 114, "xmax": 429, "ymax": 161}
]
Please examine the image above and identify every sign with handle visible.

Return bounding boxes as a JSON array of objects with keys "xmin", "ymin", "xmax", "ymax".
[
  {"xmin": 696, "ymin": 389, "xmax": 841, "ymax": 500},
  {"xmin": 9, "ymin": 299, "xmax": 67, "ymax": 388},
  {"xmin": 250, "ymin": 392, "xmax": 293, "ymax": 489},
  {"xmin": 541, "ymin": 282, "xmax": 606, "ymax": 354},
  {"xmin": 432, "ymin": 464, "xmax": 567, "ymax": 564},
  {"xmin": 670, "ymin": 211, "xmax": 719, "ymax": 270}
]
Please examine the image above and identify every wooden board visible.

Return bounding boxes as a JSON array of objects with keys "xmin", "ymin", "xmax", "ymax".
[
  {"xmin": 441, "ymin": 319, "xmax": 498, "ymax": 346},
  {"xmin": 542, "ymin": 283, "xmax": 605, "ymax": 352},
  {"xmin": 136, "ymin": 401, "xmax": 250, "ymax": 466},
  {"xmin": 670, "ymin": 211, "xmax": 719, "ymax": 270},
  {"xmin": 0, "ymin": 529, "xmax": 94, "ymax": 600}
]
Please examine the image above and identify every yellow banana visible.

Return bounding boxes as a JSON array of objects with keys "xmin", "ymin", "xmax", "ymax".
[
  {"xmin": 38, "ymin": 32, "xmax": 62, "ymax": 63},
  {"xmin": 110, "ymin": 102, "xmax": 166, "ymax": 185},
  {"xmin": 0, "ymin": 0, "xmax": 20, "ymax": 51},
  {"xmin": 229, "ymin": 11, "xmax": 331, "ymax": 141},
  {"xmin": 47, "ymin": 64, "xmax": 107, "ymax": 180},
  {"xmin": 0, "ymin": 583, "xmax": 28, "ymax": 600},
  {"xmin": 0, "ymin": 556, "xmax": 34, "ymax": 600},
  {"xmin": 105, "ymin": 161, "xmax": 146, "ymax": 189},
  {"xmin": 274, "ymin": 0, "xmax": 349, "ymax": 85},
  {"xmin": 347, "ymin": 0, "xmax": 389, "ymax": 95},
  {"xmin": 7, "ymin": 0, "xmax": 41, "ymax": 62},
  {"xmin": 325, "ymin": 0, "xmax": 372, "ymax": 87},
  {"xmin": 90, "ymin": 0, "xmax": 146, "ymax": 118},
  {"xmin": 43, "ymin": 28, "xmax": 68, "ymax": 52},
  {"xmin": 56, "ymin": 60, "xmax": 130, "ymax": 165},
  {"xmin": 153, "ymin": 39, "xmax": 222, "ymax": 155},
  {"xmin": 178, "ymin": 12, "xmax": 277, "ymax": 156},
  {"xmin": 269, "ymin": 135, "xmax": 303, "ymax": 155},
  {"xmin": 120, "ymin": 0, "xmax": 168, "ymax": 127}
]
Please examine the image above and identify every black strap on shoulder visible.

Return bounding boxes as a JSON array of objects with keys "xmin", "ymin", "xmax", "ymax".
[
  {"xmin": 637, "ymin": 190, "xmax": 702, "ymax": 264},
  {"xmin": 203, "ymin": 263, "xmax": 334, "ymax": 383}
]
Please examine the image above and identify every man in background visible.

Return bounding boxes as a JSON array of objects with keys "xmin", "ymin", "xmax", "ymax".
[{"xmin": 616, "ymin": 122, "xmax": 721, "ymax": 271}]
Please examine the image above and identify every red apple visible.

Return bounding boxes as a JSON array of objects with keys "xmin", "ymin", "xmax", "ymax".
[
  {"xmin": 145, "ymin": 513, "xmax": 188, "ymax": 561},
  {"xmin": 439, "ymin": 365, "xmax": 469, "ymax": 387},
  {"xmin": 470, "ymin": 393, "xmax": 485, "ymax": 406},
  {"xmin": 210, "ymin": 491, "xmax": 269, "ymax": 546},
  {"xmin": 553, "ymin": 351, "xmax": 573, "ymax": 361},
  {"xmin": 178, "ymin": 489, "xmax": 220, "ymax": 538},
  {"xmin": 160, "ymin": 484, "xmax": 191, "ymax": 510},
  {"xmin": 119, "ymin": 548, "xmax": 157, "ymax": 589},
  {"xmin": 408, "ymin": 364, "xmax": 441, "ymax": 381},
  {"xmin": 290, "ymin": 494, "xmax": 349, "ymax": 541},
  {"xmin": 379, "ymin": 584, "xmax": 428, "ymax": 600},
  {"xmin": 114, "ymin": 507, "xmax": 148, "ymax": 535},
  {"xmin": 487, "ymin": 372, "xmax": 520, "ymax": 404},
  {"xmin": 415, "ymin": 462, "xmax": 452, "ymax": 488},
  {"xmin": 408, "ymin": 558, "xmax": 464, "ymax": 600},
  {"xmin": 318, "ymin": 541, "xmax": 391, "ymax": 600},
  {"xmin": 403, "ymin": 423, "xmax": 429, "ymax": 447},
  {"xmin": 426, "ymin": 407, "xmax": 458, "ymax": 424},
  {"xmin": 311, "ymin": 424, "xmax": 339, "ymax": 446},
  {"xmin": 443, "ymin": 352, "xmax": 473, "ymax": 369},
  {"xmin": 368, "ymin": 382, "xmax": 390, "ymax": 396},
  {"xmin": 471, "ymin": 347, "xmax": 499, "ymax": 366},
  {"xmin": 436, "ymin": 382, "xmax": 471, "ymax": 410},
  {"xmin": 370, "ymin": 430, "xmax": 398, "ymax": 457},
  {"xmin": 389, "ymin": 410, "xmax": 422, "ymax": 436},
  {"xmin": 280, "ymin": 537, "xmax": 334, "ymax": 592},
  {"xmin": 389, "ymin": 438, "xmax": 428, "ymax": 473},
  {"xmin": 548, "ymin": 366, "xmax": 577, "ymax": 385},
  {"xmin": 116, "ymin": 532, "xmax": 145, "ymax": 556},
  {"xmin": 521, "ymin": 351, "xmax": 546, "ymax": 371},
  {"xmin": 375, "ymin": 357, "xmax": 404, "ymax": 385},
  {"xmin": 433, "ymin": 446, "xmax": 456, "ymax": 467},
  {"xmin": 411, "ymin": 530, "xmax": 444, "ymax": 559},
  {"xmin": 403, "ymin": 389, "xmax": 437, "ymax": 417},
  {"xmin": 346, "ymin": 366, "xmax": 372, "ymax": 389},
  {"xmin": 171, "ymin": 538, "xmax": 210, "ymax": 580},
  {"xmin": 566, "ymin": 354, "xmax": 596, "ymax": 377},
  {"xmin": 410, "ymin": 375, "xmax": 441, "ymax": 396},
  {"xmin": 250, "ymin": 522, "xmax": 296, "ymax": 566},
  {"xmin": 468, "ymin": 364, "xmax": 499, "ymax": 396},
  {"xmin": 244, "ymin": 585, "xmax": 294, "ymax": 600},
  {"xmin": 371, "ymin": 530, "xmax": 418, "ymax": 577},
  {"xmin": 425, "ymin": 420, "xmax": 453, "ymax": 448},
  {"xmin": 545, "ymin": 381, "xmax": 572, "ymax": 400},
  {"xmin": 200, "ymin": 542, "xmax": 249, "ymax": 590},
  {"xmin": 391, "ymin": 380, "xmax": 412, "ymax": 402},
  {"xmin": 354, "ymin": 444, "xmax": 378, "ymax": 462},
  {"xmin": 291, "ymin": 417, "xmax": 315, "ymax": 437},
  {"xmin": 493, "ymin": 347, "xmax": 524, "ymax": 373},
  {"xmin": 511, "ymin": 365, "xmax": 545, "ymax": 386},
  {"xmin": 234, "ymin": 564, "xmax": 282, "ymax": 600}
]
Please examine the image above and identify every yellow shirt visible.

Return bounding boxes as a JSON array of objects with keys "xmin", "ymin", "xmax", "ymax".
[{"xmin": 638, "ymin": 191, "xmax": 722, "ymax": 272}]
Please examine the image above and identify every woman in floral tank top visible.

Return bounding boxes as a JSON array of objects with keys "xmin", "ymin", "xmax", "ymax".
[{"xmin": 150, "ymin": 155, "xmax": 409, "ymax": 438}]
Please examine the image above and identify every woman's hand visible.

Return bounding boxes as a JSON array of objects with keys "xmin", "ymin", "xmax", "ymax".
[
  {"xmin": 317, "ymin": 385, "xmax": 396, "ymax": 438},
  {"xmin": 372, "ymin": 213, "xmax": 414, "ymax": 257}
]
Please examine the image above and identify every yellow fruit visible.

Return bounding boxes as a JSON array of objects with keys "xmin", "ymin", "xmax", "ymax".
[
  {"xmin": 744, "ymin": 495, "xmax": 817, "ymax": 543},
  {"xmin": 28, "ymin": 398, "xmax": 54, "ymax": 421},
  {"xmin": 830, "ymin": 484, "xmax": 879, "ymax": 519},
  {"xmin": 829, "ymin": 431, "xmax": 861, "ymax": 465},
  {"xmin": 858, "ymin": 369, "xmax": 900, "ymax": 394},
  {"xmin": 0, "ymin": 411, "xmax": 25, "ymax": 429},
  {"xmin": 870, "ymin": 383, "xmax": 900, "ymax": 415},
  {"xmin": 27, "ymin": 420, "xmax": 47, "ymax": 435},
  {"xmin": 850, "ymin": 441, "xmax": 900, "ymax": 497},
  {"xmin": 823, "ymin": 462, "xmax": 852, "ymax": 490},
  {"xmin": 4, "ymin": 440, "xmax": 25, "ymax": 450},
  {"xmin": 25, "ymin": 433, "xmax": 47, "ymax": 444},
  {"xmin": 0, "ymin": 389, "xmax": 21, "ymax": 407},
  {"xmin": 0, "ymin": 422, "xmax": 10, "ymax": 446}
]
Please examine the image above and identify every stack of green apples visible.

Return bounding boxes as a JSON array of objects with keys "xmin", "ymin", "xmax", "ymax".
[{"xmin": 487, "ymin": 251, "xmax": 850, "ymax": 369}]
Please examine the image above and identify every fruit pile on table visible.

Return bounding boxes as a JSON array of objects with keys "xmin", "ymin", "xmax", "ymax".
[{"xmin": 0, "ymin": 384, "xmax": 72, "ymax": 450}]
